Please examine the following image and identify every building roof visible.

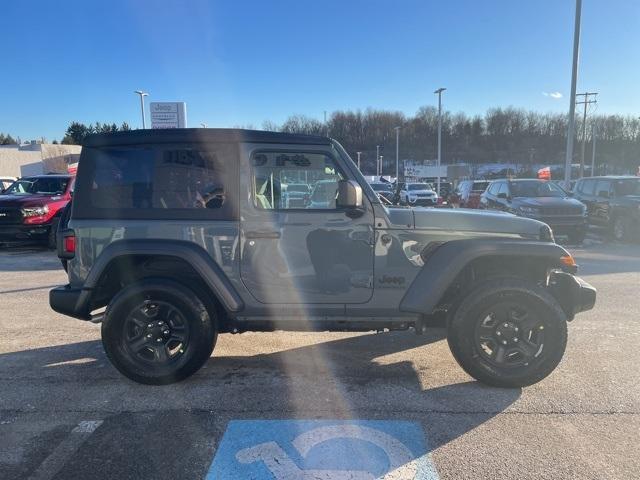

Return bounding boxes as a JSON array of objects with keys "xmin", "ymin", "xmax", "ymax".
[{"xmin": 82, "ymin": 128, "xmax": 331, "ymax": 147}]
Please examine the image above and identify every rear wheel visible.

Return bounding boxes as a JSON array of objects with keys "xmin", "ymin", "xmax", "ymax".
[
  {"xmin": 447, "ymin": 278, "xmax": 567, "ymax": 388},
  {"xmin": 101, "ymin": 279, "xmax": 217, "ymax": 385}
]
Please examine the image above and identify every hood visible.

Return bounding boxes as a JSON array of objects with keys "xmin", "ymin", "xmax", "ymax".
[
  {"xmin": 0, "ymin": 193, "xmax": 62, "ymax": 208},
  {"xmin": 511, "ymin": 196, "xmax": 583, "ymax": 208},
  {"xmin": 619, "ymin": 195, "xmax": 640, "ymax": 204},
  {"xmin": 411, "ymin": 207, "xmax": 545, "ymax": 237}
]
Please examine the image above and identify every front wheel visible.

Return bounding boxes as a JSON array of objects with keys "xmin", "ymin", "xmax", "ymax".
[
  {"xmin": 447, "ymin": 278, "xmax": 567, "ymax": 388},
  {"xmin": 102, "ymin": 279, "xmax": 217, "ymax": 385},
  {"xmin": 612, "ymin": 216, "xmax": 631, "ymax": 242}
]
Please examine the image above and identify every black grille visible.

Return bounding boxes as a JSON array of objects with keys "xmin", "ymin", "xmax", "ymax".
[
  {"xmin": 0, "ymin": 207, "xmax": 22, "ymax": 225},
  {"xmin": 540, "ymin": 206, "xmax": 582, "ymax": 216}
]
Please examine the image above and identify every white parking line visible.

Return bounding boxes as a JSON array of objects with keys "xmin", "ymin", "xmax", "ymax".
[{"xmin": 28, "ymin": 420, "xmax": 103, "ymax": 480}]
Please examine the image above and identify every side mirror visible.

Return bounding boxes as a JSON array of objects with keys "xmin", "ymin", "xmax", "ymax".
[
  {"xmin": 336, "ymin": 180, "xmax": 363, "ymax": 210},
  {"xmin": 597, "ymin": 190, "xmax": 609, "ymax": 198}
]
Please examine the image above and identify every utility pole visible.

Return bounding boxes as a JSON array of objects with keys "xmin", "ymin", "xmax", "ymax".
[
  {"xmin": 356, "ymin": 151, "xmax": 362, "ymax": 170},
  {"xmin": 434, "ymin": 87, "xmax": 446, "ymax": 196},
  {"xmin": 376, "ymin": 145, "xmax": 381, "ymax": 176},
  {"xmin": 134, "ymin": 90, "xmax": 149, "ymax": 129},
  {"xmin": 576, "ymin": 91, "xmax": 598, "ymax": 178},
  {"xmin": 591, "ymin": 123, "xmax": 597, "ymax": 176},
  {"xmin": 323, "ymin": 111, "xmax": 327, "ymax": 136},
  {"xmin": 379, "ymin": 156, "xmax": 384, "ymax": 176},
  {"xmin": 394, "ymin": 126, "xmax": 400, "ymax": 181},
  {"xmin": 564, "ymin": 0, "xmax": 582, "ymax": 189}
]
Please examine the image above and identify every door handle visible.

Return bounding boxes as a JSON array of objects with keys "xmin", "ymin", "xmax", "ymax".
[{"xmin": 245, "ymin": 230, "xmax": 281, "ymax": 239}]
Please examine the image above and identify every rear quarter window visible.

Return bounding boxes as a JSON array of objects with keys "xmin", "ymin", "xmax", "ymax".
[{"xmin": 73, "ymin": 143, "xmax": 239, "ymax": 220}]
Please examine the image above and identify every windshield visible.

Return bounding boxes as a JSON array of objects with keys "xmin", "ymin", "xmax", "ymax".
[
  {"xmin": 614, "ymin": 178, "xmax": 640, "ymax": 195},
  {"xmin": 509, "ymin": 181, "xmax": 566, "ymax": 198},
  {"xmin": 472, "ymin": 182, "xmax": 490, "ymax": 192},
  {"xmin": 409, "ymin": 183, "xmax": 431, "ymax": 191},
  {"xmin": 3, "ymin": 177, "xmax": 69, "ymax": 195}
]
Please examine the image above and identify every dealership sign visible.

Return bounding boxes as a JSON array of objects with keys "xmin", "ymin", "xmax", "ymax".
[{"xmin": 150, "ymin": 102, "xmax": 187, "ymax": 129}]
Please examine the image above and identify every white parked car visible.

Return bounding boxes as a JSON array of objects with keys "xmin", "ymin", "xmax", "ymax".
[{"xmin": 399, "ymin": 182, "xmax": 438, "ymax": 206}]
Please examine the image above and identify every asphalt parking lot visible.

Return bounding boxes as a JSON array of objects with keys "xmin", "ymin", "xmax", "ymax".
[{"xmin": 1, "ymin": 236, "xmax": 639, "ymax": 480}]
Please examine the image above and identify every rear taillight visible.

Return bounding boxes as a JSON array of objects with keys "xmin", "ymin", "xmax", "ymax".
[{"xmin": 64, "ymin": 234, "xmax": 76, "ymax": 254}]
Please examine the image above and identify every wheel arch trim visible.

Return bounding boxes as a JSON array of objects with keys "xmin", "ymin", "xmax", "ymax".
[
  {"xmin": 399, "ymin": 238, "xmax": 571, "ymax": 315},
  {"xmin": 84, "ymin": 239, "xmax": 244, "ymax": 313}
]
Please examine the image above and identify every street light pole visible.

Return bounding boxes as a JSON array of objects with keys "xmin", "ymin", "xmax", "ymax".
[
  {"xmin": 434, "ymin": 87, "xmax": 446, "ymax": 196},
  {"xmin": 356, "ymin": 151, "xmax": 362, "ymax": 170},
  {"xmin": 564, "ymin": 0, "xmax": 582, "ymax": 188},
  {"xmin": 134, "ymin": 90, "xmax": 149, "ymax": 129},
  {"xmin": 394, "ymin": 126, "xmax": 400, "ymax": 181},
  {"xmin": 376, "ymin": 145, "xmax": 381, "ymax": 176}
]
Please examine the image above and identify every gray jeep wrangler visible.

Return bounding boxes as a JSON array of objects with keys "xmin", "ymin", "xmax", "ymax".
[{"xmin": 50, "ymin": 129, "xmax": 596, "ymax": 387}]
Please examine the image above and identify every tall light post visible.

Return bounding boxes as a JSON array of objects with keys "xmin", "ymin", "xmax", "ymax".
[
  {"xmin": 356, "ymin": 151, "xmax": 362, "ymax": 170},
  {"xmin": 434, "ymin": 87, "xmax": 446, "ymax": 196},
  {"xmin": 376, "ymin": 145, "xmax": 381, "ymax": 176},
  {"xmin": 134, "ymin": 90, "xmax": 149, "ymax": 129},
  {"xmin": 394, "ymin": 126, "xmax": 401, "ymax": 181},
  {"xmin": 564, "ymin": 0, "xmax": 582, "ymax": 188}
]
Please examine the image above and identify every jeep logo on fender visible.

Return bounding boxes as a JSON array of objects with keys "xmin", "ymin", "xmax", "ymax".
[{"xmin": 377, "ymin": 275, "xmax": 405, "ymax": 287}]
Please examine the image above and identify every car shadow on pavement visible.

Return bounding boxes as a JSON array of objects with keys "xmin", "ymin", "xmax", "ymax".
[
  {"xmin": 0, "ymin": 246, "xmax": 62, "ymax": 272},
  {"xmin": 1, "ymin": 330, "xmax": 521, "ymax": 464}
]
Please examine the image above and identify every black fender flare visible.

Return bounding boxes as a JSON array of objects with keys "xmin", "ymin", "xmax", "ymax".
[
  {"xmin": 82, "ymin": 239, "xmax": 244, "ymax": 314},
  {"xmin": 399, "ymin": 238, "xmax": 572, "ymax": 315}
]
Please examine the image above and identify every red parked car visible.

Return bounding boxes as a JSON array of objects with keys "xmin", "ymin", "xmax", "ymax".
[{"xmin": 0, "ymin": 174, "xmax": 74, "ymax": 248}]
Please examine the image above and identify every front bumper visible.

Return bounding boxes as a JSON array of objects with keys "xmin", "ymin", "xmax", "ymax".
[
  {"xmin": 408, "ymin": 198, "xmax": 437, "ymax": 206},
  {"xmin": 0, "ymin": 224, "xmax": 51, "ymax": 242},
  {"xmin": 549, "ymin": 272, "xmax": 596, "ymax": 320},
  {"xmin": 50, "ymin": 285, "xmax": 92, "ymax": 320}
]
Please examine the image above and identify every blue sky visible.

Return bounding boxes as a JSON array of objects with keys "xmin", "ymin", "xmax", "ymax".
[{"xmin": 1, "ymin": 0, "xmax": 639, "ymax": 141}]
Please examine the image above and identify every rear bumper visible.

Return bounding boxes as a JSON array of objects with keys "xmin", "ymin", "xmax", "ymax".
[
  {"xmin": 49, "ymin": 285, "xmax": 92, "ymax": 320},
  {"xmin": 549, "ymin": 272, "xmax": 596, "ymax": 319}
]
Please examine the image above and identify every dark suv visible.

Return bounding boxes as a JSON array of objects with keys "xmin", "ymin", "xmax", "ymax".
[
  {"xmin": 0, "ymin": 174, "xmax": 73, "ymax": 248},
  {"xmin": 573, "ymin": 176, "xmax": 640, "ymax": 242},
  {"xmin": 50, "ymin": 129, "xmax": 595, "ymax": 387},
  {"xmin": 481, "ymin": 179, "xmax": 587, "ymax": 243}
]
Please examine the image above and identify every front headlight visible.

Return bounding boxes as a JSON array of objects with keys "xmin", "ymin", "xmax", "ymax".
[
  {"xmin": 21, "ymin": 205, "xmax": 49, "ymax": 217},
  {"xmin": 519, "ymin": 206, "xmax": 539, "ymax": 215}
]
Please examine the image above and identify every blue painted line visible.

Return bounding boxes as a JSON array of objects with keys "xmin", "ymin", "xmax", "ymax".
[{"xmin": 207, "ymin": 420, "xmax": 440, "ymax": 479}]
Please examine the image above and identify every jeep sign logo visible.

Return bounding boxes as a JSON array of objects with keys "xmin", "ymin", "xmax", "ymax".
[{"xmin": 150, "ymin": 102, "xmax": 187, "ymax": 129}]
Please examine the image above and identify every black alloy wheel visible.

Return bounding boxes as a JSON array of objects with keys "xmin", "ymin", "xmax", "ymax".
[
  {"xmin": 473, "ymin": 302, "xmax": 544, "ymax": 369},
  {"xmin": 123, "ymin": 300, "xmax": 191, "ymax": 365}
]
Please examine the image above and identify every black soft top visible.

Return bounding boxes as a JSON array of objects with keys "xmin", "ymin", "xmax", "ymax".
[{"xmin": 82, "ymin": 128, "xmax": 331, "ymax": 147}]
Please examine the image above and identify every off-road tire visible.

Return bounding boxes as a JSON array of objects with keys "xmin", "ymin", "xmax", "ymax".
[
  {"xmin": 46, "ymin": 218, "xmax": 59, "ymax": 250},
  {"xmin": 612, "ymin": 216, "xmax": 631, "ymax": 242},
  {"xmin": 447, "ymin": 278, "xmax": 568, "ymax": 388},
  {"xmin": 102, "ymin": 278, "xmax": 217, "ymax": 385}
]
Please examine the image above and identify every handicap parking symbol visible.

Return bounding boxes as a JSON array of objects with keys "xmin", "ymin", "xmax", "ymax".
[{"xmin": 207, "ymin": 420, "xmax": 439, "ymax": 479}]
